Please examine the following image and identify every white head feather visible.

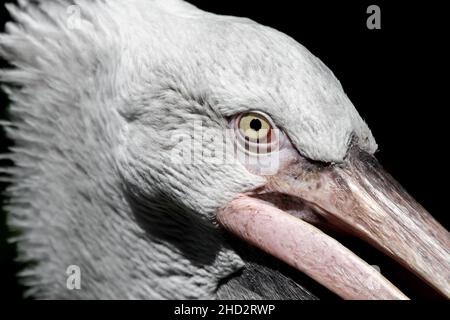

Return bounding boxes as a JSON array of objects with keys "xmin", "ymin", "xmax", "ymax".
[{"xmin": 0, "ymin": 0, "xmax": 376, "ymax": 298}]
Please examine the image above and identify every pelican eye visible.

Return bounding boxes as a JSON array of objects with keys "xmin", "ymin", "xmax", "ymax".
[
  {"xmin": 238, "ymin": 113, "xmax": 272, "ymax": 142},
  {"xmin": 232, "ymin": 111, "xmax": 283, "ymax": 157}
]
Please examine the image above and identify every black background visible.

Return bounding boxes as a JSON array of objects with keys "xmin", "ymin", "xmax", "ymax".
[{"xmin": 0, "ymin": 0, "xmax": 448, "ymax": 300}]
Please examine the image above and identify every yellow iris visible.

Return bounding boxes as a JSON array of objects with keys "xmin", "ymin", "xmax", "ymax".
[{"xmin": 239, "ymin": 113, "xmax": 271, "ymax": 141}]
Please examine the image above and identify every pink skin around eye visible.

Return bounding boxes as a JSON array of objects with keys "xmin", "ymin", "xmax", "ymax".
[{"xmin": 232, "ymin": 113, "xmax": 297, "ymax": 176}]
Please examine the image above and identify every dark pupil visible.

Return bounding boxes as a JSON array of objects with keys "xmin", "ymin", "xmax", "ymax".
[{"xmin": 250, "ymin": 118, "xmax": 262, "ymax": 131}]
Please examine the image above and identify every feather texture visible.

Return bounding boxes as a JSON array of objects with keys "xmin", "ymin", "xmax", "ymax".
[{"xmin": 0, "ymin": 0, "xmax": 375, "ymax": 299}]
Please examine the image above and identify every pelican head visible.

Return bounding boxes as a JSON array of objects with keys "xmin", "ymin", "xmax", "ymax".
[{"xmin": 1, "ymin": 0, "xmax": 448, "ymax": 299}]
